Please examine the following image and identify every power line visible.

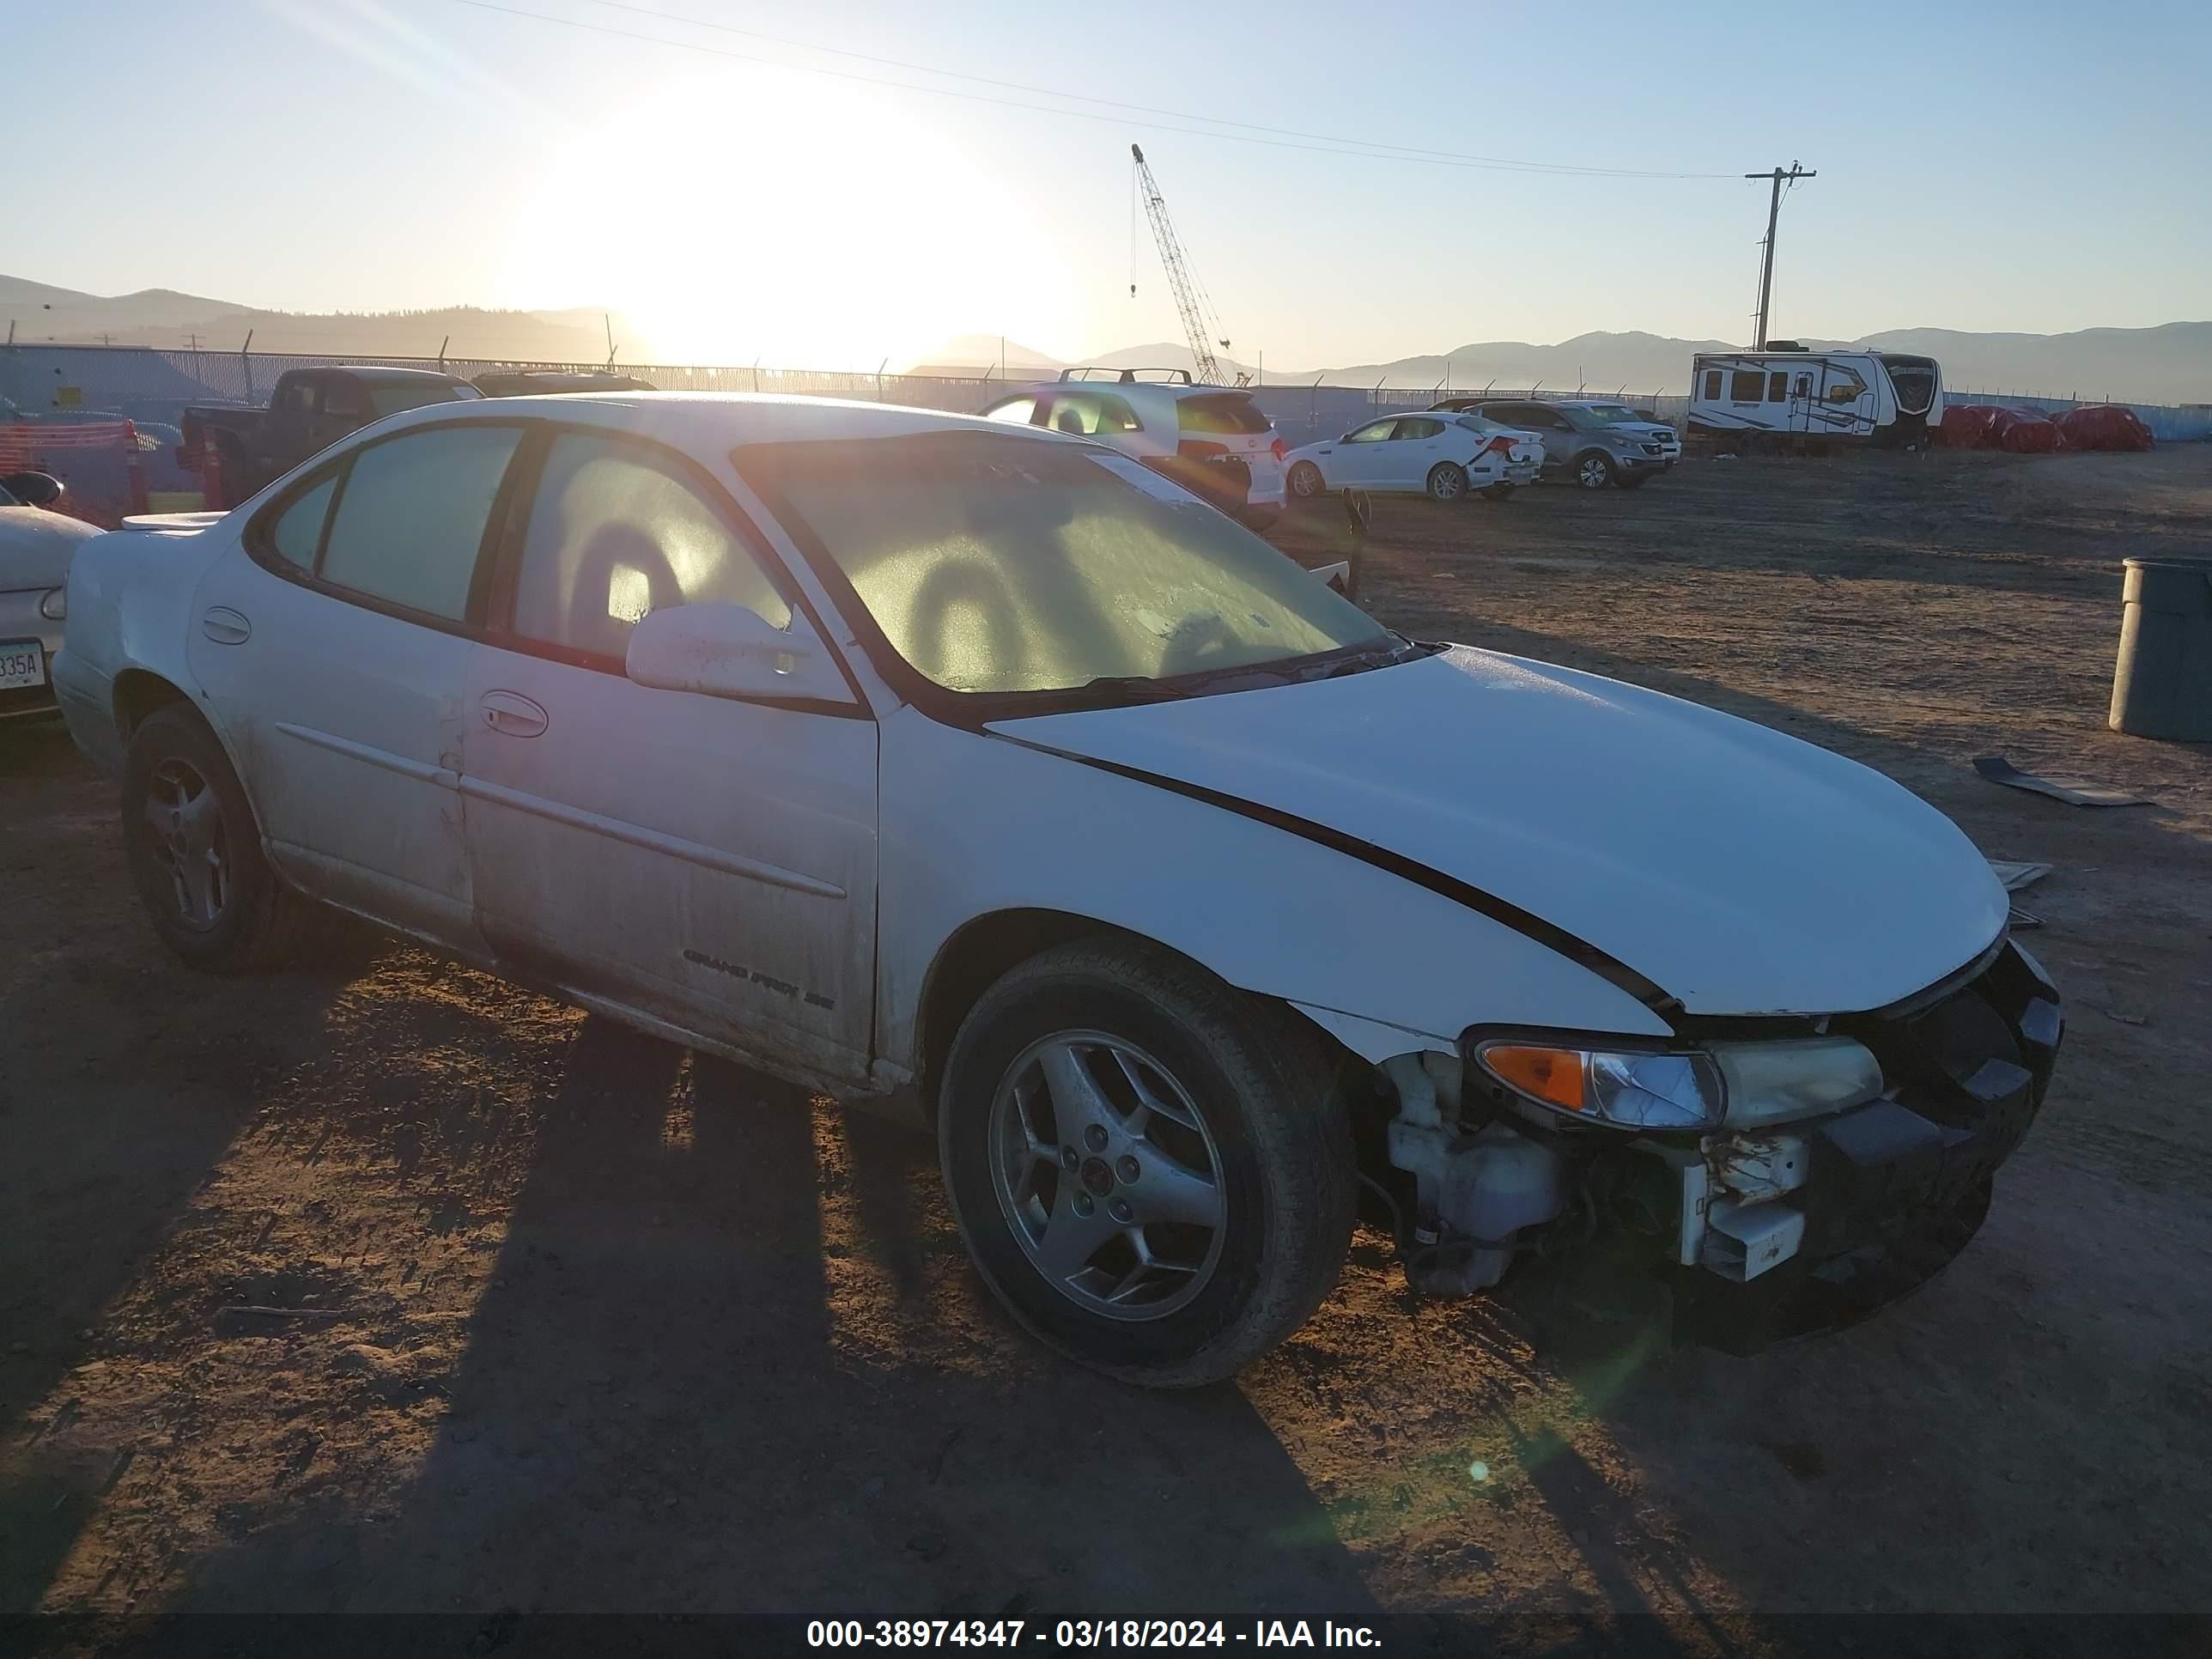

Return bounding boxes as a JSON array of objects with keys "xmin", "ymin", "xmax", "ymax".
[
  {"xmin": 445, "ymin": 0, "xmax": 1743, "ymax": 179},
  {"xmin": 574, "ymin": 0, "xmax": 1739, "ymax": 179}
]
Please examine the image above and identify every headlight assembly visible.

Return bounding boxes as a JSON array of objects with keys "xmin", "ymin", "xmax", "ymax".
[{"xmin": 1469, "ymin": 1034, "xmax": 1883, "ymax": 1133}]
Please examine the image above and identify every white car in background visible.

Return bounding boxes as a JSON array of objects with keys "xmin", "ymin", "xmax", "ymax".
[
  {"xmin": 980, "ymin": 370, "xmax": 1288, "ymax": 529},
  {"xmin": 1, "ymin": 470, "xmax": 100, "ymax": 721},
  {"xmin": 1283, "ymin": 412, "xmax": 1541, "ymax": 503},
  {"xmin": 55, "ymin": 392, "xmax": 2059, "ymax": 1387}
]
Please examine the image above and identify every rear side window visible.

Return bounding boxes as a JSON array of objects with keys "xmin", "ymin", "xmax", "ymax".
[
  {"xmin": 267, "ymin": 474, "xmax": 337, "ymax": 569},
  {"xmin": 1042, "ymin": 392, "xmax": 1142, "ymax": 437},
  {"xmin": 1396, "ymin": 417, "xmax": 1443, "ymax": 439},
  {"xmin": 1176, "ymin": 393, "xmax": 1270, "ymax": 435},
  {"xmin": 507, "ymin": 432, "xmax": 790, "ymax": 665},
  {"xmin": 319, "ymin": 424, "xmax": 522, "ymax": 621},
  {"xmin": 1730, "ymin": 370, "xmax": 1765, "ymax": 401},
  {"xmin": 1701, "ymin": 370, "xmax": 1722, "ymax": 400}
]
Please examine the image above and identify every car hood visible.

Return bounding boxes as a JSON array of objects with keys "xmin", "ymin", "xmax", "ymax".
[
  {"xmin": 0, "ymin": 506, "xmax": 101, "ymax": 589},
  {"xmin": 992, "ymin": 647, "xmax": 2005, "ymax": 1017}
]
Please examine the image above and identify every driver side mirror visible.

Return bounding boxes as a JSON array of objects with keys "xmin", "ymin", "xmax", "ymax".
[
  {"xmin": 2, "ymin": 471, "xmax": 64, "ymax": 507},
  {"xmin": 625, "ymin": 602, "xmax": 851, "ymax": 706}
]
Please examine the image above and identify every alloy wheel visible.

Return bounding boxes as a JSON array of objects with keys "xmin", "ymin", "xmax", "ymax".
[
  {"xmin": 143, "ymin": 757, "xmax": 228, "ymax": 927},
  {"xmin": 988, "ymin": 1031, "xmax": 1227, "ymax": 1322}
]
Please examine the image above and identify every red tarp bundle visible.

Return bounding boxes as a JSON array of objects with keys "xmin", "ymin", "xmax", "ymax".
[
  {"xmin": 1941, "ymin": 403, "xmax": 2062, "ymax": 452},
  {"xmin": 2051, "ymin": 404, "xmax": 2155, "ymax": 452}
]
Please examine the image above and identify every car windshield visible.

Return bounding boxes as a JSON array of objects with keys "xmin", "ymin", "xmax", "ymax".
[
  {"xmin": 1571, "ymin": 404, "xmax": 1644, "ymax": 428},
  {"xmin": 735, "ymin": 430, "xmax": 1394, "ymax": 699},
  {"xmin": 366, "ymin": 382, "xmax": 483, "ymax": 418}
]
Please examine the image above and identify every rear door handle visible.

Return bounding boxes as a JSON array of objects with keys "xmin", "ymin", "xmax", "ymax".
[
  {"xmin": 479, "ymin": 690, "xmax": 549, "ymax": 739},
  {"xmin": 201, "ymin": 606, "xmax": 250, "ymax": 645}
]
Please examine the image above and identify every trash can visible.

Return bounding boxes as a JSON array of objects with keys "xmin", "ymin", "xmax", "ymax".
[{"xmin": 2110, "ymin": 556, "xmax": 2212, "ymax": 740}]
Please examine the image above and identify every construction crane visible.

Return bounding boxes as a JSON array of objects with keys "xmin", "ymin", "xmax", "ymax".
[{"xmin": 1130, "ymin": 144, "xmax": 1245, "ymax": 386}]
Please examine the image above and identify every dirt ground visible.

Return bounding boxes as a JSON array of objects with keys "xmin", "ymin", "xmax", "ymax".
[{"xmin": 4, "ymin": 444, "xmax": 2209, "ymax": 1647}]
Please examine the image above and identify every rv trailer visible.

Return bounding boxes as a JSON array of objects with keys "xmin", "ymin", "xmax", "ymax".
[{"xmin": 1687, "ymin": 346, "xmax": 1943, "ymax": 447}]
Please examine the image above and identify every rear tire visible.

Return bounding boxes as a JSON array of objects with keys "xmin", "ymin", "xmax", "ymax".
[
  {"xmin": 1572, "ymin": 451, "xmax": 1616, "ymax": 490},
  {"xmin": 1425, "ymin": 462, "xmax": 1468, "ymax": 502},
  {"xmin": 1287, "ymin": 461, "xmax": 1326, "ymax": 499},
  {"xmin": 938, "ymin": 938, "xmax": 1356, "ymax": 1388},
  {"xmin": 122, "ymin": 704, "xmax": 319, "ymax": 973}
]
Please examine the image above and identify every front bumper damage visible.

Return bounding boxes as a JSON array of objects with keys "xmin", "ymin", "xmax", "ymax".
[
  {"xmin": 1380, "ymin": 939, "xmax": 2060, "ymax": 1355},
  {"xmin": 1666, "ymin": 939, "xmax": 2060, "ymax": 1352}
]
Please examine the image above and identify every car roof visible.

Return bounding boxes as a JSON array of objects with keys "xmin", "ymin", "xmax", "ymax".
[
  {"xmin": 317, "ymin": 365, "xmax": 472, "ymax": 384},
  {"xmin": 991, "ymin": 380, "xmax": 1252, "ymax": 404},
  {"xmin": 367, "ymin": 390, "xmax": 1054, "ymax": 453}
]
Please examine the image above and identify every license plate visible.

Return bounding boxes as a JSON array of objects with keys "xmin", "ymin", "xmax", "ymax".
[{"xmin": 0, "ymin": 640, "xmax": 46, "ymax": 690}]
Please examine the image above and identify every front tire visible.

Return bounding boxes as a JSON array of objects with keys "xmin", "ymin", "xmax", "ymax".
[
  {"xmin": 123, "ymin": 704, "xmax": 317, "ymax": 972},
  {"xmin": 938, "ymin": 939, "xmax": 1356, "ymax": 1388},
  {"xmin": 1425, "ymin": 462, "xmax": 1468, "ymax": 502},
  {"xmin": 1287, "ymin": 461, "xmax": 1326, "ymax": 499},
  {"xmin": 1572, "ymin": 451, "xmax": 1616, "ymax": 489}
]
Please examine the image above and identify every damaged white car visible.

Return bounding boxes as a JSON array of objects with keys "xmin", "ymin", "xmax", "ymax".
[{"xmin": 54, "ymin": 394, "xmax": 2061, "ymax": 1385}]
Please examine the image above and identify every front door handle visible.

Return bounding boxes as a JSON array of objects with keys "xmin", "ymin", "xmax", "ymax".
[
  {"xmin": 201, "ymin": 606, "xmax": 250, "ymax": 645},
  {"xmin": 479, "ymin": 690, "xmax": 549, "ymax": 739}
]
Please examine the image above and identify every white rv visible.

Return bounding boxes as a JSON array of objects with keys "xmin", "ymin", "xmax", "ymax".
[{"xmin": 1687, "ymin": 346, "xmax": 1943, "ymax": 447}]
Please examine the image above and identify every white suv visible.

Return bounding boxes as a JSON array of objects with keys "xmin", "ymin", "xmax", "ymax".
[{"xmin": 981, "ymin": 370, "xmax": 1288, "ymax": 529}]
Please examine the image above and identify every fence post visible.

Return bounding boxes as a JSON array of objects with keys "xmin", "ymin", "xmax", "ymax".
[{"xmin": 240, "ymin": 330, "xmax": 255, "ymax": 404}]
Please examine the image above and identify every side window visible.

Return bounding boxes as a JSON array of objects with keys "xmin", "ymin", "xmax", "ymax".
[
  {"xmin": 507, "ymin": 432, "xmax": 791, "ymax": 665},
  {"xmin": 1768, "ymin": 372, "xmax": 1790, "ymax": 402},
  {"xmin": 275, "ymin": 378, "xmax": 317, "ymax": 414},
  {"xmin": 1701, "ymin": 370, "xmax": 1723, "ymax": 400},
  {"xmin": 1397, "ymin": 416, "xmax": 1443, "ymax": 439},
  {"xmin": 1095, "ymin": 394, "xmax": 1142, "ymax": 434},
  {"xmin": 982, "ymin": 397, "xmax": 1036, "ymax": 426},
  {"xmin": 319, "ymin": 424, "xmax": 522, "ymax": 621},
  {"xmin": 1826, "ymin": 371, "xmax": 1867, "ymax": 405},
  {"xmin": 1730, "ymin": 370, "xmax": 1765, "ymax": 401},
  {"xmin": 1342, "ymin": 420, "xmax": 1397, "ymax": 443},
  {"xmin": 1794, "ymin": 374, "xmax": 1812, "ymax": 398},
  {"xmin": 266, "ymin": 474, "xmax": 337, "ymax": 569},
  {"xmin": 320, "ymin": 379, "xmax": 368, "ymax": 419}
]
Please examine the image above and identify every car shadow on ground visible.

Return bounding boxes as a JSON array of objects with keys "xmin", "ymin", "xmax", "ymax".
[{"xmin": 171, "ymin": 1017, "xmax": 1385, "ymax": 1618}]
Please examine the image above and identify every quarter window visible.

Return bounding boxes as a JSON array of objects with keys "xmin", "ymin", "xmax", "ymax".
[
  {"xmin": 267, "ymin": 474, "xmax": 337, "ymax": 569},
  {"xmin": 1729, "ymin": 370, "xmax": 1765, "ymax": 401},
  {"xmin": 319, "ymin": 424, "xmax": 522, "ymax": 621},
  {"xmin": 507, "ymin": 432, "xmax": 790, "ymax": 665}
]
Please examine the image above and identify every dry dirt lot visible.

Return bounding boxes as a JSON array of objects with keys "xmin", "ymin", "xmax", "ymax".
[{"xmin": 4, "ymin": 444, "xmax": 2210, "ymax": 1650}]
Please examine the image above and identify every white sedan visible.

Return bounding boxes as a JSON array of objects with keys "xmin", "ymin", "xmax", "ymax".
[
  {"xmin": 1, "ymin": 471, "xmax": 100, "ymax": 720},
  {"xmin": 56, "ymin": 393, "xmax": 2060, "ymax": 1384},
  {"xmin": 1284, "ymin": 412, "xmax": 1543, "ymax": 502}
]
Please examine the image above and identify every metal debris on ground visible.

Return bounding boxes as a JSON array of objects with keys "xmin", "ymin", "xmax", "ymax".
[
  {"xmin": 1986, "ymin": 860, "xmax": 2054, "ymax": 892},
  {"xmin": 1972, "ymin": 755, "xmax": 2148, "ymax": 808}
]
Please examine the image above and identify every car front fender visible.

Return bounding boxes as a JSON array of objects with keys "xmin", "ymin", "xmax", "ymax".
[{"xmin": 877, "ymin": 709, "xmax": 1671, "ymax": 1077}]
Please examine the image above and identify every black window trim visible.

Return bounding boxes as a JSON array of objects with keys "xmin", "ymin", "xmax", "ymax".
[
  {"xmin": 477, "ymin": 419, "xmax": 870, "ymax": 720},
  {"xmin": 241, "ymin": 416, "xmax": 531, "ymax": 641}
]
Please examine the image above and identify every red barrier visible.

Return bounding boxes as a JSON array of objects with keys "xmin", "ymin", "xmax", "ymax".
[{"xmin": 2051, "ymin": 404, "xmax": 2155, "ymax": 452}]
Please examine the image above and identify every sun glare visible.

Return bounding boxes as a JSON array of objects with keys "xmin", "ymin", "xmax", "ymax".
[{"xmin": 500, "ymin": 71, "xmax": 1072, "ymax": 370}]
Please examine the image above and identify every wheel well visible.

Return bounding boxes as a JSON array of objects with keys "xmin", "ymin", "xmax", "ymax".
[
  {"xmin": 908, "ymin": 908, "xmax": 1367, "ymax": 1123},
  {"xmin": 112, "ymin": 669, "xmax": 190, "ymax": 739}
]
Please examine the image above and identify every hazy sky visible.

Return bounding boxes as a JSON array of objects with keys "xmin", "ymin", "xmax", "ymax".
[{"xmin": 16, "ymin": 0, "xmax": 2209, "ymax": 368}]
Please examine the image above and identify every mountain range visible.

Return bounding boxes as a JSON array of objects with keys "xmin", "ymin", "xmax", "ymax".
[
  {"xmin": 905, "ymin": 324, "xmax": 2212, "ymax": 405},
  {"xmin": 8, "ymin": 278, "xmax": 2204, "ymax": 404}
]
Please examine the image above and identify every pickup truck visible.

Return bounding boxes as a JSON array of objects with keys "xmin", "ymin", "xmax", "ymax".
[{"xmin": 179, "ymin": 365, "xmax": 483, "ymax": 508}]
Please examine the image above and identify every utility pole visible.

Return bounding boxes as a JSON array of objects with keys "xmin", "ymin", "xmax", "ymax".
[{"xmin": 1747, "ymin": 162, "xmax": 1814, "ymax": 349}]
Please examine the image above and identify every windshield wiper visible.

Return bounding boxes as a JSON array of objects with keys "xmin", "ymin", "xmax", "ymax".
[{"xmin": 1071, "ymin": 674, "xmax": 1191, "ymax": 702}]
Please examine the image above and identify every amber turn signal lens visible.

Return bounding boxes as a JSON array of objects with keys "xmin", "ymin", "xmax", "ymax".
[{"xmin": 1480, "ymin": 1045, "xmax": 1587, "ymax": 1111}]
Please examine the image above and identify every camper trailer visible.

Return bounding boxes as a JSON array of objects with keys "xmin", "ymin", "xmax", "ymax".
[{"xmin": 1687, "ymin": 346, "xmax": 1943, "ymax": 447}]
